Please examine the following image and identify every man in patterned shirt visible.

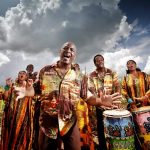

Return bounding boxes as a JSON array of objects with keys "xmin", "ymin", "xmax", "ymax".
[
  {"xmin": 88, "ymin": 54, "xmax": 121, "ymax": 150},
  {"xmin": 19, "ymin": 43, "xmax": 121, "ymax": 150}
]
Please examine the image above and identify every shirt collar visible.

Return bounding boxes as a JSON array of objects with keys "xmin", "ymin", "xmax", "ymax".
[
  {"xmin": 52, "ymin": 61, "xmax": 75, "ymax": 70},
  {"xmin": 95, "ymin": 67, "xmax": 107, "ymax": 74}
]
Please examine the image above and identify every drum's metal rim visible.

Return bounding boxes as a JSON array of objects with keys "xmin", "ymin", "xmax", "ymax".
[
  {"xmin": 103, "ymin": 114, "xmax": 131, "ymax": 118},
  {"xmin": 131, "ymin": 106, "xmax": 150, "ymax": 114},
  {"xmin": 103, "ymin": 109, "xmax": 131, "ymax": 118},
  {"xmin": 131, "ymin": 110, "xmax": 150, "ymax": 114}
]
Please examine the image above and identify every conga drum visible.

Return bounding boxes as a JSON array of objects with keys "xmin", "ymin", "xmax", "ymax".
[
  {"xmin": 131, "ymin": 106, "xmax": 150, "ymax": 150},
  {"xmin": 103, "ymin": 109, "xmax": 135, "ymax": 150}
]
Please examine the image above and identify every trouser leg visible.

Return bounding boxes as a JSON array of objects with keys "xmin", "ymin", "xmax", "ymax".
[
  {"xmin": 61, "ymin": 120, "xmax": 81, "ymax": 150},
  {"xmin": 134, "ymin": 130, "xmax": 143, "ymax": 150},
  {"xmin": 38, "ymin": 127, "xmax": 58, "ymax": 150},
  {"xmin": 96, "ymin": 108, "xmax": 107, "ymax": 150}
]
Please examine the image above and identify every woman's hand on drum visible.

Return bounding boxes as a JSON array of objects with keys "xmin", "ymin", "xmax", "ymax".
[
  {"xmin": 130, "ymin": 102, "xmax": 137, "ymax": 110},
  {"xmin": 134, "ymin": 96, "xmax": 148, "ymax": 103}
]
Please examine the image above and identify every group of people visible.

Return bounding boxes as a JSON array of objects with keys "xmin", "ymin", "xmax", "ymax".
[{"xmin": 0, "ymin": 42, "xmax": 149, "ymax": 150}]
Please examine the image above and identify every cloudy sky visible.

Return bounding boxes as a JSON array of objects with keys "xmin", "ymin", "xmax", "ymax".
[{"xmin": 0, "ymin": 0, "xmax": 150, "ymax": 85}]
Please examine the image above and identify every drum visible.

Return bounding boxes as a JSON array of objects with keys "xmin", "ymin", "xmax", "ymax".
[
  {"xmin": 131, "ymin": 106, "xmax": 150, "ymax": 150},
  {"xmin": 103, "ymin": 109, "xmax": 135, "ymax": 150}
]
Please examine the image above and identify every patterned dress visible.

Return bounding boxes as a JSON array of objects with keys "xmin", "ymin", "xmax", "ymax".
[
  {"xmin": 0, "ymin": 84, "xmax": 34, "ymax": 150},
  {"xmin": 122, "ymin": 71, "xmax": 150, "ymax": 106}
]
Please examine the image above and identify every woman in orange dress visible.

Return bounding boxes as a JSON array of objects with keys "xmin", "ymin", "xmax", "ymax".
[
  {"xmin": 122, "ymin": 60, "xmax": 150, "ymax": 110},
  {"xmin": 0, "ymin": 71, "xmax": 34, "ymax": 150}
]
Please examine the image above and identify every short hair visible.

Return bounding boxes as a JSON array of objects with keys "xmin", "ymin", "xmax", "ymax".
[
  {"xmin": 26, "ymin": 64, "xmax": 34, "ymax": 70},
  {"xmin": 61, "ymin": 42, "xmax": 77, "ymax": 51},
  {"xmin": 93, "ymin": 54, "xmax": 104, "ymax": 64}
]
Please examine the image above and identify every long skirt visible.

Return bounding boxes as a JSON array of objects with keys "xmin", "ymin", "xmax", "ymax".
[{"xmin": 0, "ymin": 94, "xmax": 34, "ymax": 150}]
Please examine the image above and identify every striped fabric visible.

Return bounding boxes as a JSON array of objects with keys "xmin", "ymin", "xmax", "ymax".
[
  {"xmin": 0, "ymin": 84, "xmax": 34, "ymax": 150},
  {"xmin": 122, "ymin": 71, "xmax": 150, "ymax": 106}
]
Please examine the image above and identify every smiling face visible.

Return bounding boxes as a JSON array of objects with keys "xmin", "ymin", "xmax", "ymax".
[
  {"xmin": 94, "ymin": 55, "xmax": 104, "ymax": 69},
  {"xmin": 59, "ymin": 42, "xmax": 76, "ymax": 65},
  {"xmin": 18, "ymin": 71, "xmax": 27, "ymax": 81},
  {"xmin": 127, "ymin": 60, "xmax": 136, "ymax": 72}
]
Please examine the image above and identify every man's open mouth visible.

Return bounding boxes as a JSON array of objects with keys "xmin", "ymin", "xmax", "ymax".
[{"xmin": 63, "ymin": 55, "xmax": 70, "ymax": 59}]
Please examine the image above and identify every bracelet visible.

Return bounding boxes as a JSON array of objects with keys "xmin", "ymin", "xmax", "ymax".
[
  {"xmin": 145, "ymin": 95, "xmax": 149, "ymax": 99},
  {"xmin": 4, "ymin": 84, "xmax": 10, "ymax": 91},
  {"xmin": 127, "ymin": 98, "xmax": 134, "ymax": 104}
]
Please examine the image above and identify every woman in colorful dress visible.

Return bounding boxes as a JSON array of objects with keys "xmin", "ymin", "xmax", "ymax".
[
  {"xmin": 122, "ymin": 60, "xmax": 150, "ymax": 110},
  {"xmin": 0, "ymin": 71, "xmax": 34, "ymax": 150}
]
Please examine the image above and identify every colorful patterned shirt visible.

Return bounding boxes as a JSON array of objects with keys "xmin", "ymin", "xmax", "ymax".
[
  {"xmin": 88, "ymin": 68, "xmax": 120, "ymax": 96},
  {"xmin": 122, "ymin": 71, "xmax": 150, "ymax": 106},
  {"xmin": 35, "ymin": 61, "xmax": 92, "ymax": 139}
]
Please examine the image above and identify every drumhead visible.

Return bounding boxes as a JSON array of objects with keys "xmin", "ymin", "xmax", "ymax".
[
  {"xmin": 131, "ymin": 106, "xmax": 150, "ymax": 114},
  {"xmin": 103, "ymin": 109, "xmax": 131, "ymax": 118}
]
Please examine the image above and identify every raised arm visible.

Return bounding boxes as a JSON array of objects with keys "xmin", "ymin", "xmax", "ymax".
[
  {"xmin": 13, "ymin": 79, "xmax": 35, "ymax": 101},
  {"xmin": 3, "ymin": 78, "xmax": 12, "ymax": 100}
]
